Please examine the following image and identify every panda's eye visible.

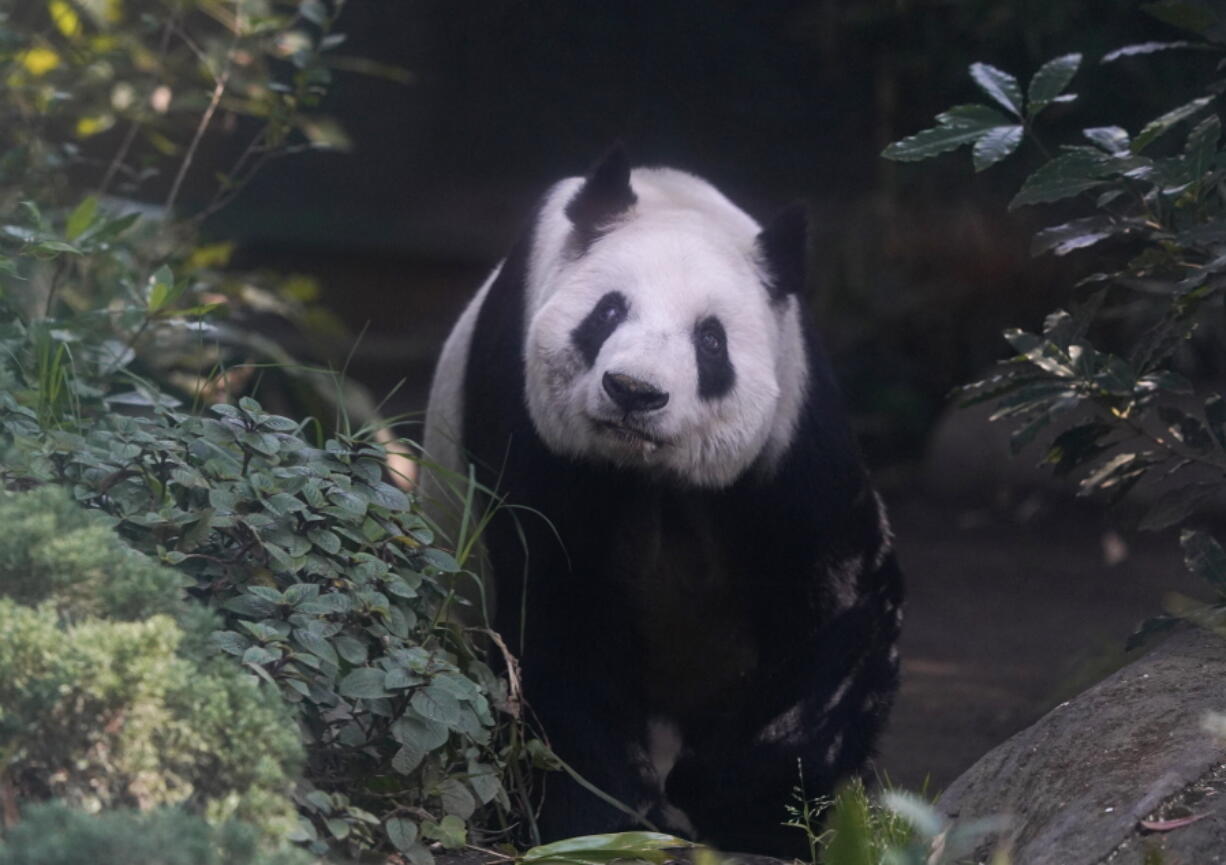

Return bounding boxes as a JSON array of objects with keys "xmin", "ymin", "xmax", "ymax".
[
  {"xmin": 600, "ymin": 300, "xmax": 622, "ymax": 322},
  {"xmin": 698, "ymin": 322, "xmax": 724, "ymax": 355}
]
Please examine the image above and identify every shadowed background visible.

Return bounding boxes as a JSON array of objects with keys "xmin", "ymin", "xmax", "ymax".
[{"xmin": 193, "ymin": 0, "xmax": 1211, "ymax": 790}]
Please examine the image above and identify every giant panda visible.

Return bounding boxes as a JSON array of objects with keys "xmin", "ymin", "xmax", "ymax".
[{"xmin": 421, "ymin": 146, "xmax": 903, "ymax": 856}]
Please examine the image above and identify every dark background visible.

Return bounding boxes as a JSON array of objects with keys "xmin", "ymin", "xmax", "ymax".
[{"xmin": 204, "ymin": 0, "xmax": 1211, "ymax": 789}]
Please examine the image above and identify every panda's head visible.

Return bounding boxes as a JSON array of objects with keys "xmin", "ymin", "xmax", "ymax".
[{"xmin": 523, "ymin": 147, "xmax": 810, "ymax": 489}]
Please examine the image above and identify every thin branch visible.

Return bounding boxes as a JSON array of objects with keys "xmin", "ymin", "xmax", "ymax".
[{"xmin": 164, "ymin": 4, "xmax": 242, "ymax": 214}]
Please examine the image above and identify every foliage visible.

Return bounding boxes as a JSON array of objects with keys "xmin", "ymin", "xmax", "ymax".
[
  {"xmin": 0, "ymin": 485, "xmax": 303, "ymax": 848},
  {"xmin": 884, "ymin": 4, "xmax": 1226, "ymax": 643},
  {"xmin": 0, "ymin": 0, "xmax": 389, "ymax": 435},
  {"xmin": 0, "ymin": 1, "xmax": 516, "ymax": 860},
  {"xmin": 0, "ymin": 802, "xmax": 311, "ymax": 865},
  {"xmin": 788, "ymin": 781, "xmax": 1009, "ymax": 865},
  {"xmin": 0, "ymin": 376, "xmax": 512, "ymax": 859}
]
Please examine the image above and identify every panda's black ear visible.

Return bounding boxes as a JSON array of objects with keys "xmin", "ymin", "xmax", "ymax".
[
  {"xmin": 565, "ymin": 144, "xmax": 637, "ymax": 240},
  {"xmin": 756, "ymin": 202, "xmax": 809, "ymax": 302}
]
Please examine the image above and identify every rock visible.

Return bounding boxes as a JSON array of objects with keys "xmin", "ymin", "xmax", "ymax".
[{"xmin": 936, "ymin": 627, "xmax": 1226, "ymax": 865}]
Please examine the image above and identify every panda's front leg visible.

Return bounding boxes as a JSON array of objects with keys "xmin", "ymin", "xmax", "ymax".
[
  {"xmin": 664, "ymin": 584, "xmax": 902, "ymax": 856},
  {"xmin": 524, "ymin": 653, "xmax": 666, "ymax": 842}
]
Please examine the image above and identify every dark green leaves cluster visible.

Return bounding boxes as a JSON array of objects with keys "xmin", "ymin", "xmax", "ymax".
[
  {"xmin": 0, "ymin": 385, "xmax": 507, "ymax": 862},
  {"xmin": 884, "ymin": 5, "xmax": 1226, "ymax": 644},
  {"xmin": 882, "ymin": 54, "xmax": 1080, "ymax": 172}
]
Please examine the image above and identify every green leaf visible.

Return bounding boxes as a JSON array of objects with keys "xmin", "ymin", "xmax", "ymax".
[
  {"xmin": 223, "ymin": 592, "xmax": 278, "ymax": 618},
  {"xmin": 1027, "ymin": 53, "xmax": 1081, "ymax": 115},
  {"xmin": 1010, "ymin": 148, "xmax": 1114, "ymax": 208},
  {"xmin": 1140, "ymin": 484, "xmax": 1219, "ymax": 531},
  {"xmin": 295, "ymin": 628, "xmax": 338, "ymax": 667},
  {"xmin": 1084, "ymin": 126, "xmax": 1131, "ymax": 154},
  {"xmin": 970, "ymin": 62, "xmax": 1023, "ymax": 117},
  {"xmin": 523, "ymin": 833, "xmax": 694, "ymax": 865},
  {"xmin": 972, "ymin": 124, "xmax": 1023, "ymax": 171},
  {"xmin": 335, "ymin": 634, "xmax": 368, "ymax": 664},
  {"xmin": 1132, "ymin": 95, "xmax": 1215, "ymax": 153},
  {"xmin": 339, "ymin": 667, "xmax": 391, "ymax": 699},
  {"xmin": 386, "ymin": 817, "xmax": 419, "ymax": 853},
  {"xmin": 436, "ymin": 778, "xmax": 476, "ymax": 820},
  {"xmin": 147, "ymin": 265, "xmax": 175, "ymax": 312},
  {"xmin": 1103, "ymin": 41, "xmax": 1198, "ymax": 62},
  {"xmin": 411, "ymin": 684, "xmax": 461, "ymax": 726},
  {"xmin": 392, "ymin": 741, "xmax": 427, "ymax": 774},
  {"xmin": 881, "ymin": 104, "xmax": 1012, "ymax": 162},
  {"xmin": 1031, "ymin": 216, "xmax": 1145, "ymax": 256},
  {"xmin": 65, "ymin": 196, "xmax": 98, "ymax": 241},
  {"xmin": 1143, "ymin": 1, "xmax": 1217, "ymax": 36},
  {"xmin": 432, "ymin": 814, "xmax": 467, "ymax": 849},
  {"xmin": 1184, "ymin": 114, "xmax": 1220, "ymax": 198},
  {"xmin": 1181, "ymin": 529, "xmax": 1226, "ymax": 594}
]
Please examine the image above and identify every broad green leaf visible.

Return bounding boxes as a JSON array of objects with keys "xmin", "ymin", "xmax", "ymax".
[
  {"xmin": 386, "ymin": 817, "xmax": 418, "ymax": 853},
  {"xmin": 432, "ymin": 814, "xmax": 467, "ymax": 849},
  {"xmin": 1027, "ymin": 53, "xmax": 1081, "ymax": 115},
  {"xmin": 1140, "ymin": 484, "xmax": 1219, "ymax": 531},
  {"xmin": 339, "ymin": 667, "xmax": 391, "ymax": 699},
  {"xmin": 392, "ymin": 741, "xmax": 427, "ymax": 774},
  {"xmin": 1181, "ymin": 529, "xmax": 1226, "ymax": 594},
  {"xmin": 410, "ymin": 684, "xmax": 461, "ymax": 726},
  {"xmin": 65, "ymin": 196, "xmax": 98, "ymax": 240},
  {"xmin": 523, "ymin": 833, "xmax": 693, "ymax": 865},
  {"xmin": 1031, "ymin": 216, "xmax": 1144, "ymax": 256},
  {"xmin": 295, "ymin": 628, "xmax": 339, "ymax": 667},
  {"xmin": 1185, "ymin": 114, "xmax": 1220, "ymax": 199},
  {"xmin": 335, "ymin": 634, "xmax": 368, "ymax": 664},
  {"xmin": 881, "ymin": 104, "xmax": 1012, "ymax": 162},
  {"xmin": 972, "ymin": 124, "xmax": 1023, "ymax": 171},
  {"xmin": 436, "ymin": 778, "xmax": 476, "ymax": 820},
  {"xmin": 970, "ymin": 62, "xmax": 1023, "ymax": 117},
  {"xmin": 147, "ymin": 265, "xmax": 175, "ymax": 312},
  {"xmin": 1010, "ymin": 148, "xmax": 1114, "ymax": 208},
  {"xmin": 1084, "ymin": 126, "xmax": 1130, "ymax": 153},
  {"xmin": 1103, "ymin": 41, "xmax": 1197, "ymax": 62},
  {"xmin": 391, "ymin": 714, "xmax": 449, "ymax": 750},
  {"xmin": 1132, "ymin": 96, "xmax": 1215, "ymax": 153}
]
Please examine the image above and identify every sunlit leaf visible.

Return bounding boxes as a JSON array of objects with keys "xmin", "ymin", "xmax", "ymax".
[
  {"xmin": 1027, "ymin": 53, "xmax": 1081, "ymax": 115},
  {"xmin": 1132, "ymin": 95, "xmax": 1215, "ymax": 153},
  {"xmin": 970, "ymin": 62, "xmax": 1023, "ymax": 117},
  {"xmin": 882, "ymin": 104, "xmax": 1012, "ymax": 162},
  {"xmin": 972, "ymin": 124, "xmax": 1023, "ymax": 171}
]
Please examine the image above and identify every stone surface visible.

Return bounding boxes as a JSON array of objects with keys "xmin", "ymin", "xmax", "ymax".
[{"xmin": 936, "ymin": 627, "xmax": 1226, "ymax": 865}]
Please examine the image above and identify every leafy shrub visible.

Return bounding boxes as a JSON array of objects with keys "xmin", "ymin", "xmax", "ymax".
[
  {"xmin": 0, "ymin": 802, "xmax": 311, "ymax": 865},
  {"xmin": 0, "ymin": 485, "xmax": 302, "ymax": 842},
  {"xmin": 0, "ymin": 383, "xmax": 511, "ymax": 860},
  {"xmin": 0, "ymin": 2, "xmax": 514, "ymax": 859},
  {"xmin": 884, "ymin": 5, "xmax": 1226, "ymax": 642}
]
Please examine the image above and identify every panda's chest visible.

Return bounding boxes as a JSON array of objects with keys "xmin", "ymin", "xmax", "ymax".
[{"xmin": 604, "ymin": 493, "xmax": 759, "ymax": 718}]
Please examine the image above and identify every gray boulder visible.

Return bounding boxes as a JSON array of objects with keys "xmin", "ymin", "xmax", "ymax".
[{"xmin": 937, "ymin": 627, "xmax": 1226, "ymax": 864}]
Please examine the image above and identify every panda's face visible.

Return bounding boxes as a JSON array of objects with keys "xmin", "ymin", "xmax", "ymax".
[{"xmin": 523, "ymin": 168, "xmax": 808, "ymax": 488}]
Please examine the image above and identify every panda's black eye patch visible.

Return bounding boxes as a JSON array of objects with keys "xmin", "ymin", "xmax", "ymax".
[
  {"xmin": 571, "ymin": 291, "xmax": 628, "ymax": 367},
  {"xmin": 693, "ymin": 316, "xmax": 734, "ymax": 400}
]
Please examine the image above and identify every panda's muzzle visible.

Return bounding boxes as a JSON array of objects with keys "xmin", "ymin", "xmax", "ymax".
[{"xmin": 602, "ymin": 371, "xmax": 669, "ymax": 413}]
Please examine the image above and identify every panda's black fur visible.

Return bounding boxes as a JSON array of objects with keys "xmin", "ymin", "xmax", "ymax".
[{"xmin": 424, "ymin": 148, "xmax": 903, "ymax": 856}]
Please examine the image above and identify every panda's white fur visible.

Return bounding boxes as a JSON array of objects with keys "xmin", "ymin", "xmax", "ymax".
[{"xmin": 423, "ymin": 167, "xmax": 807, "ymax": 496}]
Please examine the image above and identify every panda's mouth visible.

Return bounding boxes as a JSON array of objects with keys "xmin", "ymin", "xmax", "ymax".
[{"xmin": 594, "ymin": 419, "xmax": 667, "ymax": 450}]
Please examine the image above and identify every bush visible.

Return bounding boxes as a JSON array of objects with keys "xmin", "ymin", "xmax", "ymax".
[
  {"xmin": 0, "ymin": 485, "xmax": 302, "ymax": 845},
  {"xmin": 0, "ymin": 802, "xmax": 311, "ymax": 865},
  {"xmin": 884, "ymin": 5, "xmax": 1226, "ymax": 643}
]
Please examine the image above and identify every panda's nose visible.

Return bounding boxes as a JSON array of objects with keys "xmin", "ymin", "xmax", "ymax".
[{"xmin": 603, "ymin": 372, "xmax": 669, "ymax": 413}]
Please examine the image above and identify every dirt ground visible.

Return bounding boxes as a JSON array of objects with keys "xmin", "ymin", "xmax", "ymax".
[{"xmin": 875, "ymin": 488, "xmax": 1196, "ymax": 793}]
